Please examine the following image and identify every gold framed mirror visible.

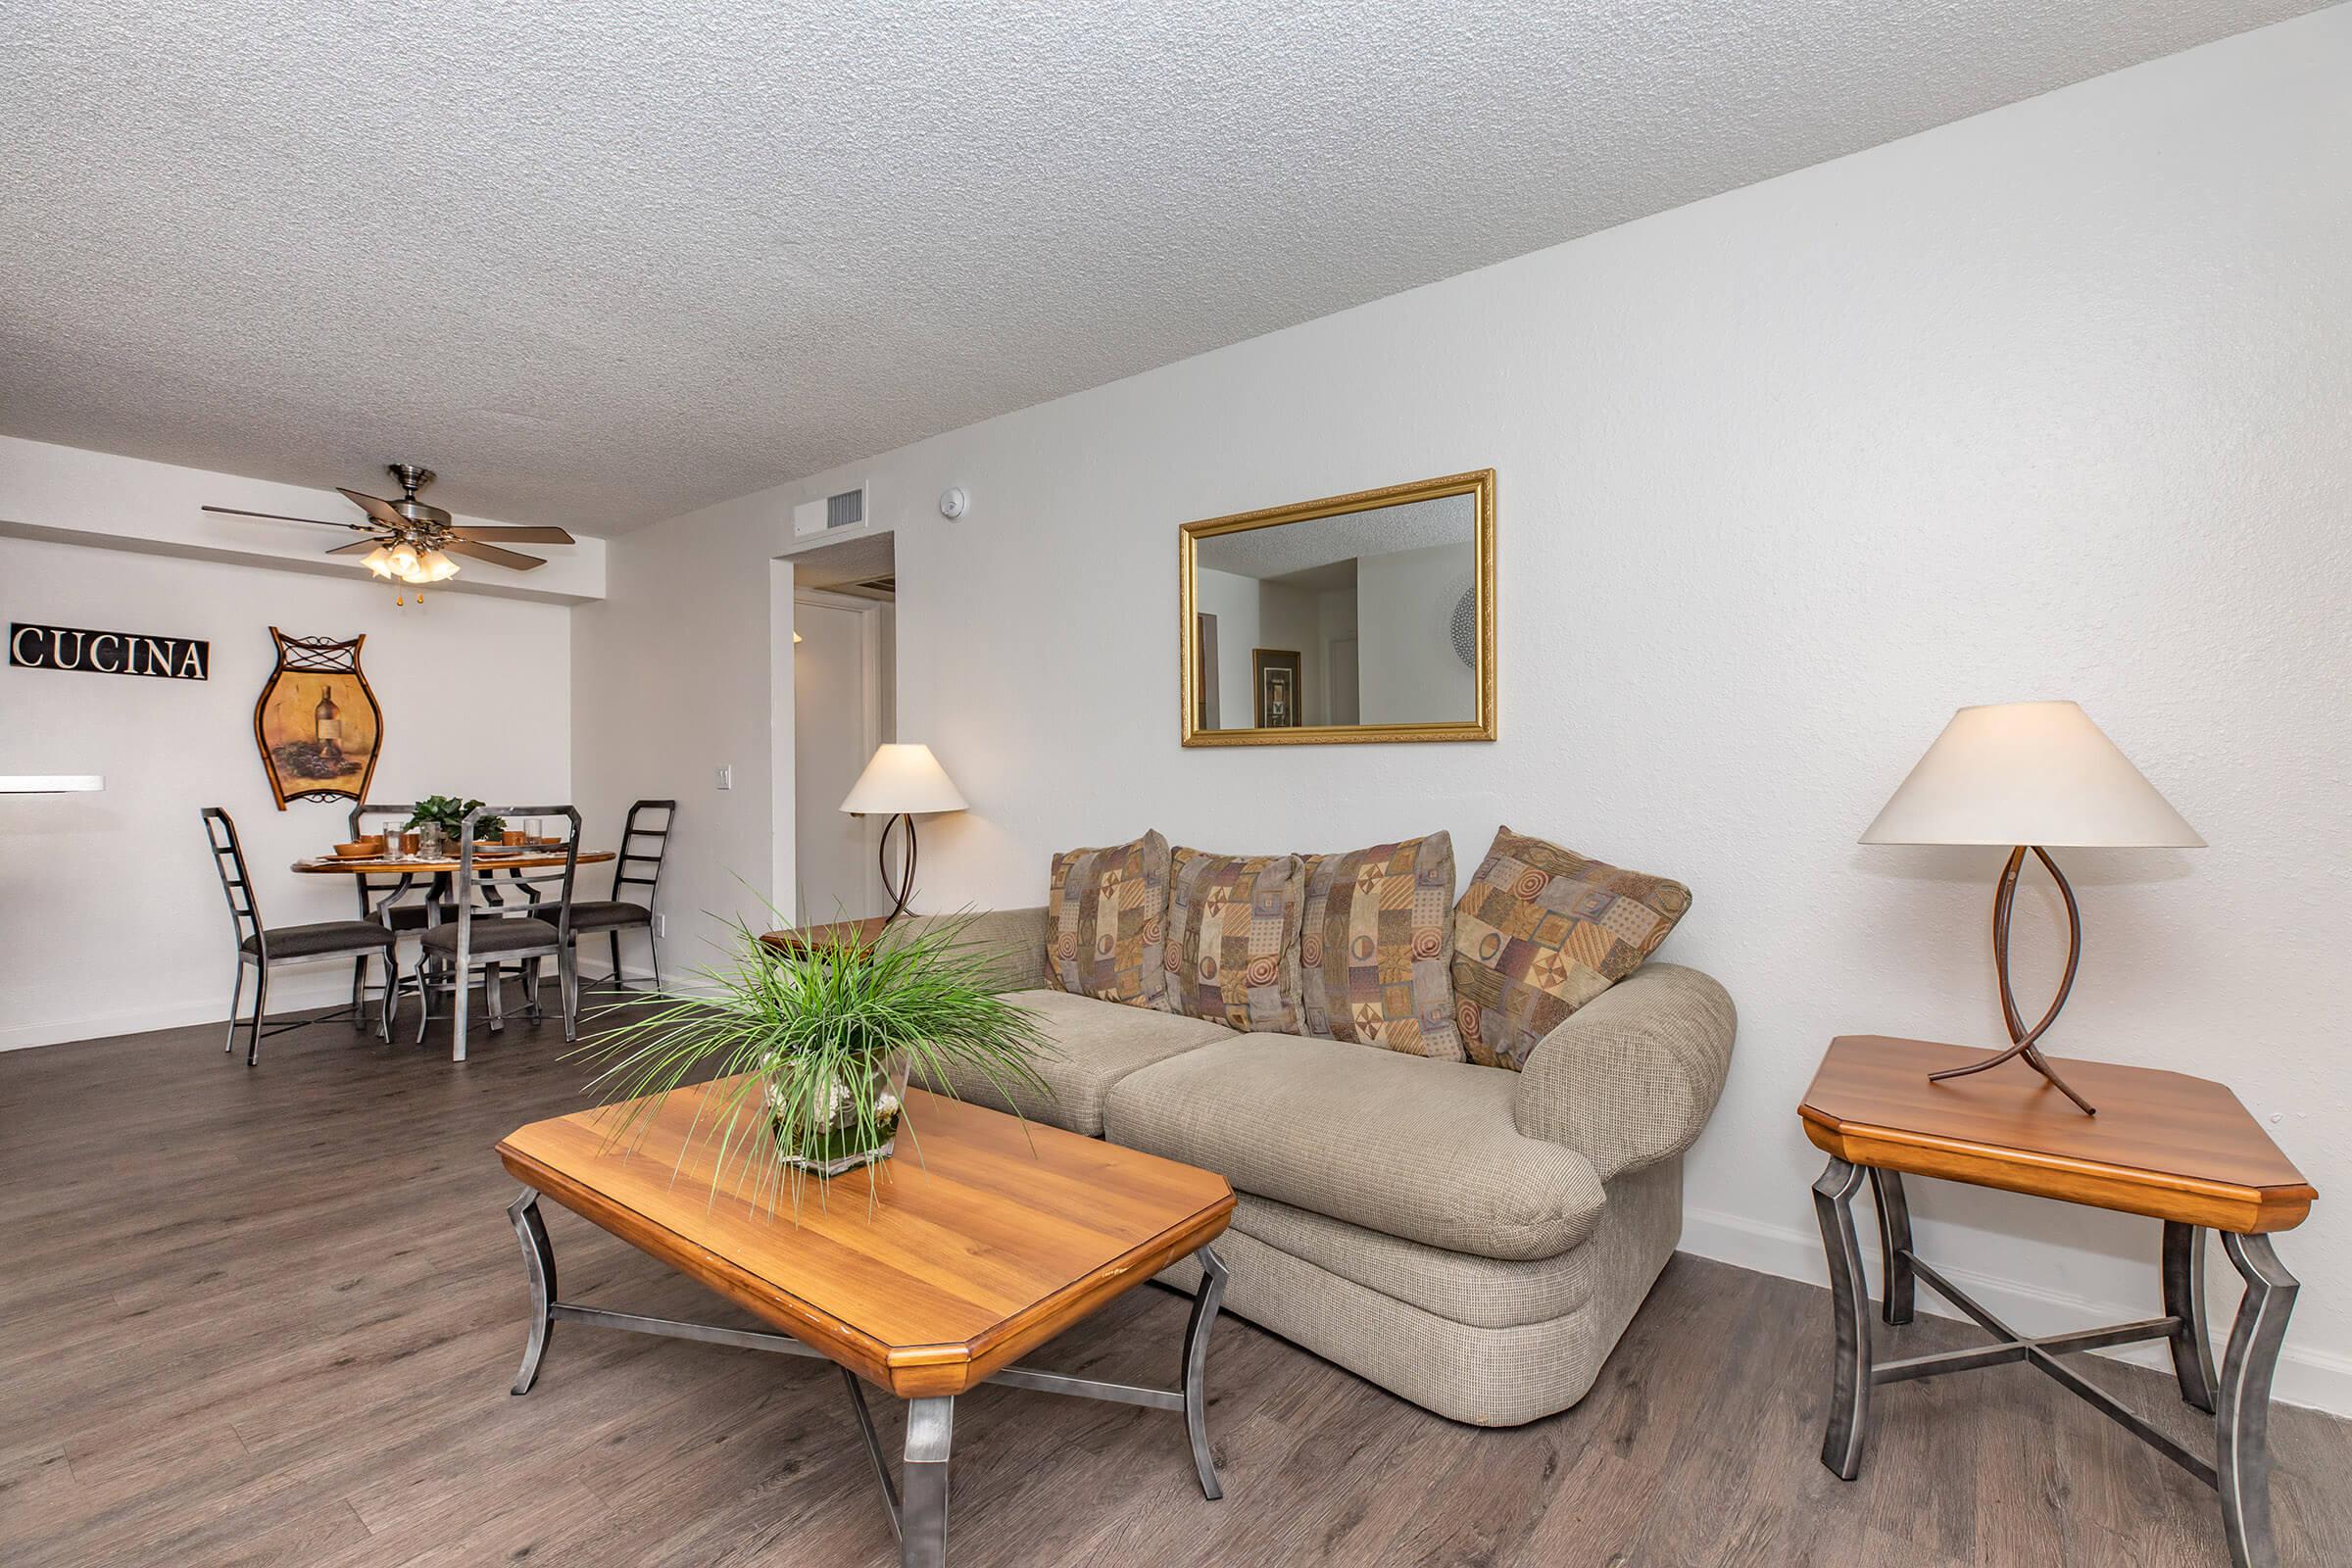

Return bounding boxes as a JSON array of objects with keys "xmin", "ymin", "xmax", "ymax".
[{"xmin": 1179, "ymin": 469, "xmax": 1495, "ymax": 747}]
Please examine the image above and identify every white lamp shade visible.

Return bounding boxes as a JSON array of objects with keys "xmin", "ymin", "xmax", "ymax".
[
  {"xmin": 840, "ymin": 743, "xmax": 968, "ymax": 816},
  {"xmin": 1861, "ymin": 701, "xmax": 2202, "ymax": 848}
]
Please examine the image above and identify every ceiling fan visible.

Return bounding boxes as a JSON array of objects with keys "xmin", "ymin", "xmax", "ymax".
[{"xmin": 203, "ymin": 464, "xmax": 576, "ymax": 598}]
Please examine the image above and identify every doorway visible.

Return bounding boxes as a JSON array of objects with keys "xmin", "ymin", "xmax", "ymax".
[{"xmin": 785, "ymin": 534, "xmax": 897, "ymax": 924}]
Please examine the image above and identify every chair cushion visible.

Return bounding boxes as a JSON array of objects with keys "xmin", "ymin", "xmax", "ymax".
[
  {"xmin": 566, "ymin": 900, "xmax": 652, "ymax": 931},
  {"xmin": 1298, "ymin": 832, "xmax": 1464, "ymax": 1061},
  {"xmin": 1450, "ymin": 827, "xmax": 1690, "ymax": 1071},
  {"xmin": 1162, "ymin": 849, "xmax": 1306, "ymax": 1033},
  {"xmin": 1105, "ymin": 1033, "xmax": 1603, "ymax": 1261},
  {"xmin": 920, "ymin": 989, "xmax": 1232, "ymax": 1138},
  {"xmin": 1044, "ymin": 829, "xmax": 1171, "ymax": 1008},
  {"xmin": 243, "ymin": 921, "xmax": 397, "ymax": 958},
  {"xmin": 419, "ymin": 917, "xmax": 562, "ymax": 956}
]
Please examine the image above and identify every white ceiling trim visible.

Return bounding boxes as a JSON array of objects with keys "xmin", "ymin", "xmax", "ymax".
[{"xmin": 0, "ymin": 436, "xmax": 607, "ymax": 606}]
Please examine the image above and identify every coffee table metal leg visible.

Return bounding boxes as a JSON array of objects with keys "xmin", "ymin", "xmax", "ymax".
[
  {"xmin": 2216, "ymin": 1232, "xmax": 2297, "ymax": 1568},
  {"xmin": 1812, "ymin": 1156, "xmax": 1872, "ymax": 1481},
  {"xmin": 900, "ymin": 1396, "xmax": 953, "ymax": 1568},
  {"xmin": 838, "ymin": 1367, "xmax": 901, "ymax": 1542},
  {"xmin": 1181, "ymin": 1245, "xmax": 1229, "ymax": 1500},
  {"xmin": 1868, "ymin": 1169, "xmax": 1915, "ymax": 1326},
  {"xmin": 507, "ymin": 1188, "xmax": 557, "ymax": 1396},
  {"xmin": 2163, "ymin": 1221, "xmax": 2218, "ymax": 1413}
]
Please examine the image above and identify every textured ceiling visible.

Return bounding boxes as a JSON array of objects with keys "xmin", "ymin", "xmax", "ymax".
[
  {"xmin": 0, "ymin": 1, "xmax": 2323, "ymax": 531},
  {"xmin": 1199, "ymin": 495, "xmax": 1473, "ymax": 579}
]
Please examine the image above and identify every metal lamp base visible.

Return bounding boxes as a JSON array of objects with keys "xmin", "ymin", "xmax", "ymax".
[
  {"xmin": 1930, "ymin": 844, "xmax": 2098, "ymax": 1115},
  {"xmin": 878, "ymin": 811, "xmax": 916, "ymax": 923}
]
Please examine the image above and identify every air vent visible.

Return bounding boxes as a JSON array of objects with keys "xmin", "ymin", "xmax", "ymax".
[{"xmin": 793, "ymin": 483, "xmax": 869, "ymax": 537}]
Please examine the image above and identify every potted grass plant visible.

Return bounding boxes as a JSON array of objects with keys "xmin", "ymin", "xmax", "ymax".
[{"xmin": 575, "ymin": 912, "xmax": 1052, "ymax": 1212}]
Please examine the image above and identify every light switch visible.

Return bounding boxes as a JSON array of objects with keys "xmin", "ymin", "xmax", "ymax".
[{"xmin": 714, "ymin": 764, "xmax": 733, "ymax": 791}]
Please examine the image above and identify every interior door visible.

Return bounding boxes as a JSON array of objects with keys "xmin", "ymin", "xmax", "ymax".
[{"xmin": 793, "ymin": 596, "xmax": 883, "ymax": 922}]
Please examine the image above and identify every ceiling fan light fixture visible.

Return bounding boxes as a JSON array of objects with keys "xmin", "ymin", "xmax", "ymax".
[
  {"xmin": 421, "ymin": 550, "xmax": 460, "ymax": 583},
  {"xmin": 386, "ymin": 541, "xmax": 420, "ymax": 577},
  {"xmin": 362, "ymin": 545, "xmax": 396, "ymax": 578}
]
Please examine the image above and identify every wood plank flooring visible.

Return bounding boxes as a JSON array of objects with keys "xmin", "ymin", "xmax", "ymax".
[{"xmin": 3, "ymin": 995, "xmax": 2347, "ymax": 1566}]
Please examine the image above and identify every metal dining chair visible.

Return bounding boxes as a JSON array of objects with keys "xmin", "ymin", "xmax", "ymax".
[
  {"xmin": 561, "ymin": 799, "xmax": 675, "ymax": 992},
  {"xmin": 352, "ymin": 799, "xmax": 552, "ymax": 1031},
  {"xmin": 413, "ymin": 805, "xmax": 582, "ymax": 1061},
  {"xmin": 203, "ymin": 807, "xmax": 399, "ymax": 1066},
  {"xmin": 345, "ymin": 800, "xmax": 438, "ymax": 1020}
]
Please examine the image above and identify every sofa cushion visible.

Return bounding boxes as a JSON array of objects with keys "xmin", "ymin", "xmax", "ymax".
[
  {"xmin": 1163, "ymin": 848, "xmax": 1306, "ymax": 1033},
  {"xmin": 1157, "ymin": 1162, "xmax": 1680, "ymax": 1427},
  {"xmin": 1298, "ymin": 831, "xmax": 1464, "ymax": 1061},
  {"xmin": 1451, "ymin": 826, "xmax": 1691, "ymax": 1071},
  {"xmin": 1045, "ymin": 830, "xmax": 1171, "ymax": 1008},
  {"xmin": 921, "ymin": 988, "xmax": 1231, "ymax": 1138},
  {"xmin": 1104, "ymin": 1033, "xmax": 1602, "ymax": 1261}
]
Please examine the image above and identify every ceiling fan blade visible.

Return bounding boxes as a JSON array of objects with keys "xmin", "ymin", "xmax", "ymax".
[
  {"xmin": 324, "ymin": 540, "xmax": 382, "ymax": 557},
  {"xmin": 338, "ymin": 488, "xmax": 408, "ymax": 527},
  {"xmin": 202, "ymin": 504, "xmax": 370, "ymax": 532},
  {"xmin": 449, "ymin": 525, "xmax": 576, "ymax": 545},
  {"xmin": 443, "ymin": 538, "xmax": 546, "ymax": 571}
]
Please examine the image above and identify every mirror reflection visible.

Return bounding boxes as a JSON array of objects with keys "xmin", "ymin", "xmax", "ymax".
[{"xmin": 1181, "ymin": 471, "xmax": 1494, "ymax": 745}]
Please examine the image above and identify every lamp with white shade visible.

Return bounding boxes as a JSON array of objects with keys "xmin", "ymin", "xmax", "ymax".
[
  {"xmin": 839, "ymin": 743, "xmax": 968, "ymax": 921},
  {"xmin": 1861, "ymin": 700, "xmax": 2202, "ymax": 1114}
]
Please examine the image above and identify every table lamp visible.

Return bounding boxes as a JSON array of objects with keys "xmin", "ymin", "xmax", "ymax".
[
  {"xmin": 1861, "ymin": 701, "xmax": 2202, "ymax": 1114},
  {"xmin": 839, "ymin": 743, "xmax": 968, "ymax": 921}
]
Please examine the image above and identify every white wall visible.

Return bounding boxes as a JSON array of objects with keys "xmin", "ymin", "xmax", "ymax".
[
  {"xmin": 1189, "ymin": 567, "xmax": 1262, "ymax": 727},
  {"xmin": 1355, "ymin": 542, "xmax": 1477, "ymax": 725},
  {"xmin": 572, "ymin": 11, "xmax": 2352, "ymax": 1409},
  {"xmin": 1, "ymin": 533, "xmax": 572, "ymax": 1048},
  {"xmin": 1257, "ymin": 581, "xmax": 1323, "ymax": 726}
]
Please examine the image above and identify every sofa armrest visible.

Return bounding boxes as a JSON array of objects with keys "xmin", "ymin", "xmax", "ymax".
[
  {"xmin": 1511, "ymin": 962, "xmax": 1736, "ymax": 1183},
  {"xmin": 896, "ymin": 906, "xmax": 1051, "ymax": 993}
]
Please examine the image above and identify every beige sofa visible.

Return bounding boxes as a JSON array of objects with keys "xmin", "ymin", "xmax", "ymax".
[{"xmin": 901, "ymin": 906, "xmax": 1735, "ymax": 1428}]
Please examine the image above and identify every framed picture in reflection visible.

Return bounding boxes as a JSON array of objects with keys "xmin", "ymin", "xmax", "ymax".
[{"xmin": 1252, "ymin": 649, "xmax": 1301, "ymax": 728}]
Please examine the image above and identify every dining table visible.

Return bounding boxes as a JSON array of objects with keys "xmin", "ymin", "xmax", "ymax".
[
  {"xmin": 292, "ymin": 846, "xmax": 617, "ymax": 924},
  {"xmin": 293, "ymin": 845, "xmax": 621, "ymax": 1031}
]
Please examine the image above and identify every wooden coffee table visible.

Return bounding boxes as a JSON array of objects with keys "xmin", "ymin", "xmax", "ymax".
[
  {"xmin": 496, "ymin": 1082, "xmax": 1235, "ymax": 1567},
  {"xmin": 1800, "ymin": 1036, "xmax": 2316, "ymax": 1568}
]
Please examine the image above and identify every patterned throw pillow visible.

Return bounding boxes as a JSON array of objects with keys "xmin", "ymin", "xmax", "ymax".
[
  {"xmin": 1045, "ymin": 830, "xmax": 1172, "ymax": 1008},
  {"xmin": 1298, "ymin": 832, "xmax": 1464, "ymax": 1061},
  {"xmin": 1162, "ymin": 849, "xmax": 1307, "ymax": 1032},
  {"xmin": 1450, "ymin": 827, "xmax": 1690, "ymax": 1071}
]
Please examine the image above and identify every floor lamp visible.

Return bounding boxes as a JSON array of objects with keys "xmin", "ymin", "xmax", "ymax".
[
  {"xmin": 839, "ymin": 744, "xmax": 968, "ymax": 922},
  {"xmin": 1861, "ymin": 701, "xmax": 2202, "ymax": 1115}
]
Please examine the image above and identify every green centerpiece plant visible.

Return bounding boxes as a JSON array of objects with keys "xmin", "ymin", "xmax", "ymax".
[
  {"xmin": 407, "ymin": 794, "xmax": 505, "ymax": 843},
  {"xmin": 576, "ymin": 912, "xmax": 1052, "ymax": 1214}
]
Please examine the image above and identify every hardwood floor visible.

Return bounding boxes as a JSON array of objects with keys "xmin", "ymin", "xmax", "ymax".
[{"xmin": 3, "ymin": 996, "xmax": 2347, "ymax": 1567}]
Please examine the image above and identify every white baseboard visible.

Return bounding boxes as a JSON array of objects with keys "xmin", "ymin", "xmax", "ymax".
[
  {"xmin": 1681, "ymin": 1205, "xmax": 2352, "ymax": 1418},
  {"xmin": 1, "ymin": 972, "xmax": 363, "ymax": 1053},
  {"xmin": 2, "ymin": 962, "xmax": 704, "ymax": 1054}
]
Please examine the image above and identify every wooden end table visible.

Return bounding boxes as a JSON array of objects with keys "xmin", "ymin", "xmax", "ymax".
[
  {"xmin": 497, "ymin": 1081, "xmax": 1235, "ymax": 1568},
  {"xmin": 1800, "ymin": 1036, "xmax": 2316, "ymax": 1568}
]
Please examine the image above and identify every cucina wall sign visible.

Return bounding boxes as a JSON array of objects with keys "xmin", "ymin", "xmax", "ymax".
[{"xmin": 9, "ymin": 622, "xmax": 211, "ymax": 680}]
